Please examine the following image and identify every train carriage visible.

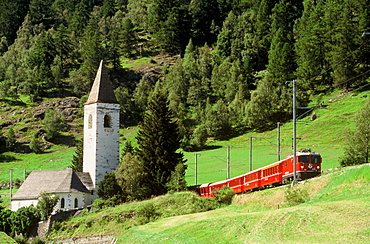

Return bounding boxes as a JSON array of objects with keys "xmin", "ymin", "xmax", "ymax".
[
  {"xmin": 227, "ymin": 175, "xmax": 244, "ymax": 193},
  {"xmin": 260, "ymin": 161, "xmax": 283, "ymax": 188},
  {"xmin": 241, "ymin": 169, "xmax": 261, "ymax": 192},
  {"xmin": 197, "ymin": 151, "xmax": 322, "ymax": 198}
]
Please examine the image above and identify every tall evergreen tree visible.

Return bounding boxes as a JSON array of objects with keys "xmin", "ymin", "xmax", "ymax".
[
  {"xmin": 70, "ymin": 139, "xmax": 83, "ymax": 172},
  {"xmin": 71, "ymin": 14, "xmax": 104, "ymax": 94},
  {"xmin": 136, "ymin": 90, "xmax": 187, "ymax": 196},
  {"xmin": 295, "ymin": 0, "xmax": 329, "ymax": 90},
  {"xmin": 119, "ymin": 18, "xmax": 137, "ymax": 57},
  {"xmin": 0, "ymin": 0, "xmax": 29, "ymax": 46},
  {"xmin": 148, "ymin": 0, "xmax": 191, "ymax": 52},
  {"xmin": 323, "ymin": 0, "xmax": 362, "ymax": 89},
  {"xmin": 253, "ymin": 0, "xmax": 277, "ymax": 70},
  {"xmin": 188, "ymin": 0, "xmax": 218, "ymax": 41}
]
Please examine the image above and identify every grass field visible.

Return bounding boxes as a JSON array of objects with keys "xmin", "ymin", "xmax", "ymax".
[
  {"xmin": 0, "ymin": 88, "xmax": 368, "ymax": 203},
  {"xmin": 47, "ymin": 164, "xmax": 370, "ymax": 243},
  {"xmin": 116, "ymin": 164, "xmax": 370, "ymax": 244},
  {"xmin": 182, "ymin": 89, "xmax": 370, "ymax": 185}
]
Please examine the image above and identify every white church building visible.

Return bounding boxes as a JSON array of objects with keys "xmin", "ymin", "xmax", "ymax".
[{"xmin": 11, "ymin": 61, "xmax": 120, "ymax": 212}]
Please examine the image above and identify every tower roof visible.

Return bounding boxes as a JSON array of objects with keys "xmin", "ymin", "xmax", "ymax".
[{"xmin": 85, "ymin": 60, "xmax": 118, "ymax": 105}]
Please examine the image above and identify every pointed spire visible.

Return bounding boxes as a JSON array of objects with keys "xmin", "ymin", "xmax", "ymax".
[{"xmin": 85, "ymin": 60, "xmax": 118, "ymax": 105}]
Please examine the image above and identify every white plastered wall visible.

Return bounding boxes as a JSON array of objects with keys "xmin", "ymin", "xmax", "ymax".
[
  {"xmin": 83, "ymin": 103, "xmax": 120, "ymax": 189},
  {"xmin": 11, "ymin": 199, "xmax": 38, "ymax": 212}
]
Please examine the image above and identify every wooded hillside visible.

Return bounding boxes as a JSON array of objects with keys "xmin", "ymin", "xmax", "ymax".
[{"xmin": 0, "ymin": 0, "xmax": 369, "ymax": 150}]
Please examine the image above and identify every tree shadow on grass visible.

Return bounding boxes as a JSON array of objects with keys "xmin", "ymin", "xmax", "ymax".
[
  {"xmin": 0, "ymin": 154, "xmax": 19, "ymax": 163},
  {"xmin": 0, "ymin": 98, "xmax": 27, "ymax": 107},
  {"xmin": 50, "ymin": 135, "xmax": 77, "ymax": 147}
]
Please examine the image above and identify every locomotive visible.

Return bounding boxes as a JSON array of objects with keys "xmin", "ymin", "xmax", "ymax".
[{"xmin": 198, "ymin": 151, "xmax": 322, "ymax": 198}]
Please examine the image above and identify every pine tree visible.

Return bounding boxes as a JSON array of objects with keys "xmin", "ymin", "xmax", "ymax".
[
  {"xmin": 136, "ymin": 90, "xmax": 187, "ymax": 196},
  {"xmin": 119, "ymin": 18, "xmax": 137, "ymax": 58},
  {"xmin": 70, "ymin": 139, "xmax": 83, "ymax": 172},
  {"xmin": 323, "ymin": 0, "xmax": 362, "ymax": 89},
  {"xmin": 96, "ymin": 172, "xmax": 124, "ymax": 201},
  {"xmin": 72, "ymin": 14, "xmax": 104, "ymax": 94},
  {"xmin": 253, "ymin": 0, "xmax": 276, "ymax": 70},
  {"xmin": 295, "ymin": 0, "xmax": 329, "ymax": 90}
]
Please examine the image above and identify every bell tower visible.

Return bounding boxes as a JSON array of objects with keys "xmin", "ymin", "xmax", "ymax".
[{"xmin": 83, "ymin": 60, "xmax": 120, "ymax": 189}]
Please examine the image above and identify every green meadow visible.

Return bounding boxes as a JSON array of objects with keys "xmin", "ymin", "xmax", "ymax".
[
  {"xmin": 47, "ymin": 164, "xmax": 370, "ymax": 243},
  {"xmin": 0, "ymin": 89, "xmax": 369, "ymax": 200}
]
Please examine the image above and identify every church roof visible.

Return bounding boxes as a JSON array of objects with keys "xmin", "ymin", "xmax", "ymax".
[
  {"xmin": 11, "ymin": 169, "xmax": 93, "ymax": 200},
  {"xmin": 85, "ymin": 60, "xmax": 118, "ymax": 105}
]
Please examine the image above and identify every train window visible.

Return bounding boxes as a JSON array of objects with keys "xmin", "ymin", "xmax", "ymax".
[
  {"xmin": 299, "ymin": 155, "xmax": 309, "ymax": 163},
  {"xmin": 312, "ymin": 155, "xmax": 320, "ymax": 164}
]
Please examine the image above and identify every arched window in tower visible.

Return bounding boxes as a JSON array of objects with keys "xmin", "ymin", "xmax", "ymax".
[
  {"xmin": 61, "ymin": 198, "xmax": 65, "ymax": 208},
  {"xmin": 88, "ymin": 114, "xmax": 93, "ymax": 129},
  {"xmin": 104, "ymin": 114, "xmax": 112, "ymax": 128},
  {"xmin": 74, "ymin": 198, "xmax": 78, "ymax": 208}
]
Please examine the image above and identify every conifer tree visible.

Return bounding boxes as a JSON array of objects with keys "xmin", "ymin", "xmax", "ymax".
[
  {"xmin": 120, "ymin": 18, "xmax": 137, "ymax": 58},
  {"xmin": 253, "ymin": 0, "xmax": 276, "ymax": 70},
  {"xmin": 70, "ymin": 139, "xmax": 83, "ymax": 172},
  {"xmin": 136, "ymin": 90, "xmax": 187, "ymax": 196},
  {"xmin": 295, "ymin": 0, "xmax": 329, "ymax": 89}
]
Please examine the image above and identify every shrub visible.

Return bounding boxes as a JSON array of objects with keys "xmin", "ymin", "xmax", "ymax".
[
  {"xmin": 37, "ymin": 192, "xmax": 59, "ymax": 221},
  {"xmin": 29, "ymin": 134, "xmax": 43, "ymax": 154},
  {"xmin": 5, "ymin": 128, "xmax": 16, "ymax": 151},
  {"xmin": 136, "ymin": 202, "xmax": 160, "ymax": 224},
  {"xmin": 213, "ymin": 187, "xmax": 235, "ymax": 206},
  {"xmin": 91, "ymin": 199, "xmax": 106, "ymax": 210},
  {"xmin": 284, "ymin": 186, "xmax": 308, "ymax": 206},
  {"xmin": 43, "ymin": 109, "xmax": 65, "ymax": 141}
]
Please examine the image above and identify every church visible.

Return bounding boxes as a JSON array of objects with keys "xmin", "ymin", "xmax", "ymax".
[{"xmin": 11, "ymin": 61, "xmax": 120, "ymax": 212}]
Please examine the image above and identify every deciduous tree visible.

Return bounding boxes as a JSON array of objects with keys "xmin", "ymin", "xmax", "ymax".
[{"xmin": 340, "ymin": 100, "xmax": 370, "ymax": 166}]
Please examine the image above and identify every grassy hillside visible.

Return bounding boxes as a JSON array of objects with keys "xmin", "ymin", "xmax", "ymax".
[
  {"xmin": 0, "ymin": 88, "xmax": 369, "ymax": 197},
  {"xmin": 116, "ymin": 164, "xmax": 370, "ymax": 243},
  {"xmin": 47, "ymin": 164, "xmax": 370, "ymax": 243},
  {"xmin": 182, "ymin": 88, "xmax": 370, "ymax": 185}
]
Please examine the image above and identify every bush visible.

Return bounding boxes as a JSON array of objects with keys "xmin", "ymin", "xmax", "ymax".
[
  {"xmin": 136, "ymin": 202, "xmax": 160, "ymax": 224},
  {"xmin": 43, "ymin": 109, "xmax": 65, "ymax": 141},
  {"xmin": 91, "ymin": 199, "xmax": 107, "ymax": 210},
  {"xmin": 213, "ymin": 187, "xmax": 235, "ymax": 206},
  {"xmin": 5, "ymin": 128, "xmax": 16, "ymax": 151},
  {"xmin": 29, "ymin": 134, "xmax": 43, "ymax": 154},
  {"xmin": 37, "ymin": 192, "xmax": 59, "ymax": 221},
  {"xmin": 284, "ymin": 186, "xmax": 308, "ymax": 206}
]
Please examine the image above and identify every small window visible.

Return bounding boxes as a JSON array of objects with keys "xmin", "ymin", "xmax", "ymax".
[
  {"xmin": 74, "ymin": 198, "xmax": 78, "ymax": 208},
  {"xmin": 299, "ymin": 156, "xmax": 309, "ymax": 163},
  {"xmin": 61, "ymin": 198, "xmax": 65, "ymax": 208},
  {"xmin": 104, "ymin": 114, "xmax": 111, "ymax": 128},
  {"xmin": 312, "ymin": 155, "xmax": 320, "ymax": 164},
  {"xmin": 88, "ymin": 114, "xmax": 93, "ymax": 129}
]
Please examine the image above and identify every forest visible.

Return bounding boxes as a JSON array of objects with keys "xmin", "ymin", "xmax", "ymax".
[{"xmin": 0, "ymin": 0, "xmax": 369, "ymax": 152}]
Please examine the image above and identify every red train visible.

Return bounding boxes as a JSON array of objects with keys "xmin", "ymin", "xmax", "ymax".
[{"xmin": 198, "ymin": 151, "xmax": 322, "ymax": 197}]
